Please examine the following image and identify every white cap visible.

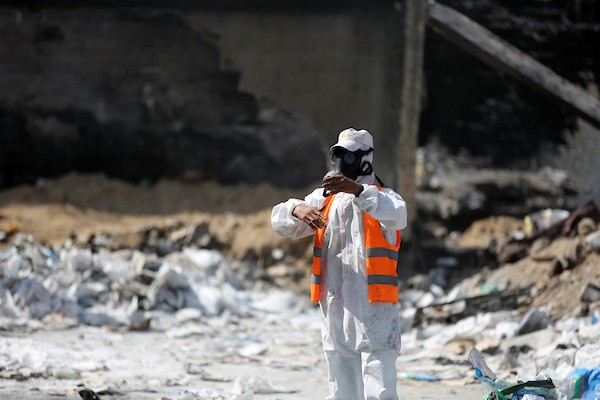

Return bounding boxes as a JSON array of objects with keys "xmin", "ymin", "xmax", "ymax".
[{"xmin": 330, "ymin": 128, "xmax": 374, "ymax": 152}]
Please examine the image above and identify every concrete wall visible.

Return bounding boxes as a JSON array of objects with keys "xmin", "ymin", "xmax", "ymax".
[
  {"xmin": 0, "ymin": 8, "xmax": 326, "ymax": 188},
  {"xmin": 186, "ymin": 6, "xmax": 403, "ymax": 184}
]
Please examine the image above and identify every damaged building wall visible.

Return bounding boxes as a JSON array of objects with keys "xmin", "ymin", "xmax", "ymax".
[
  {"xmin": 421, "ymin": 0, "xmax": 600, "ymax": 165},
  {"xmin": 0, "ymin": 2, "xmax": 405, "ymax": 189},
  {"xmin": 182, "ymin": 0, "xmax": 600, "ymax": 179},
  {"xmin": 0, "ymin": 7, "xmax": 326, "ymax": 189},
  {"xmin": 184, "ymin": 6, "xmax": 403, "ymax": 185},
  {"xmin": 2, "ymin": 1, "xmax": 599, "ymax": 190}
]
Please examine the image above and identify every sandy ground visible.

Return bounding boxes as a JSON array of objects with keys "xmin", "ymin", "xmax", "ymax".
[{"xmin": 0, "ymin": 325, "xmax": 486, "ymax": 400}]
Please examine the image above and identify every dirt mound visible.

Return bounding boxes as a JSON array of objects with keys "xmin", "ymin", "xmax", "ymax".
[
  {"xmin": 2, "ymin": 173, "xmax": 598, "ymax": 321},
  {"xmin": 0, "ymin": 172, "xmax": 316, "ymax": 216},
  {"xmin": 453, "ymin": 215, "xmax": 523, "ymax": 249},
  {"xmin": 455, "ymin": 216, "xmax": 600, "ymax": 321},
  {"xmin": 0, "ymin": 173, "xmax": 316, "ymax": 274}
]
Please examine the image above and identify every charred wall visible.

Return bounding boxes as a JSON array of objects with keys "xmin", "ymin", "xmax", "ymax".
[
  {"xmin": 184, "ymin": 6, "xmax": 403, "ymax": 186},
  {"xmin": 0, "ymin": 8, "xmax": 325, "ymax": 189},
  {"xmin": 421, "ymin": 0, "xmax": 600, "ymax": 166},
  {"xmin": 1, "ymin": 1, "xmax": 598, "ymax": 190}
]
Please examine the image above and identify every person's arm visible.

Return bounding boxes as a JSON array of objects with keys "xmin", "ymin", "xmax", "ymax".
[
  {"xmin": 353, "ymin": 185, "xmax": 407, "ymax": 231},
  {"xmin": 271, "ymin": 188, "xmax": 327, "ymax": 239},
  {"xmin": 321, "ymin": 174, "xmax": 407, "ymax": 231}
]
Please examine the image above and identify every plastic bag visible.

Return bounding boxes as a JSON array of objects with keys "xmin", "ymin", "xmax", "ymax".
[
  {"xmin": 469, "ymin": 348, "xmax": 558, "ymax": 400},
  {"xmin": 562, "ymin": 366, "xmax": 600, "ymax": 400}
]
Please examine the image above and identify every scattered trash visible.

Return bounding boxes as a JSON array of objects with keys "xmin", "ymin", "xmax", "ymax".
[
  {"xmin": 499, "ymin": 200, "xmax": 600, "ymax": 264},
  {"xmin": 583, "ymin": 230, "xmax": 600, "ymax": 251},
  {"xmin": 580, "ymin": 283, "xmax": 600, "ymax": 303},
  {"xmin": 399, "ymin": 372, "xmax": 439, "ymax": 382},
  {"xmin": 516, "ymin": 309, "xmax": 553, "ymax": 336},
  {"xmin": 1, "ymin": 170, "xmax": 600, "ymax": 398},
  {"xmin": 562, "ymin": 366, "xmax": 600, "ymax": 400},
  {"xmin": 524, "ymin": 209, "xmax": 570, "ymax": 237},
  {"xmin": 78, "ymin": 386, "xmax": 102, "ymax": 400},
  {"xmin": 232, "ymin": 376, "xmax": 296, "ymax": 395},
  {"xmin": 469, "ymin": 348, "xmax": 558, "ymax": 400},
  {"xmin": 184, "ymin": 365, "xmax": 231, "ymax": 382}
]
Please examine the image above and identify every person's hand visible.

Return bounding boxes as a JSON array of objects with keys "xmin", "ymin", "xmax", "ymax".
[
  {"xmin": 292, "ymin": 204, "xmax": 326, "ymax": 230},
  {"xmin": 322, "ymin": 174, "xmax": 363, "ymax": 197}
]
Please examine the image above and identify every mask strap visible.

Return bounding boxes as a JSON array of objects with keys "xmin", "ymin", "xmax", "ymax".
[
  {"xmin": 359, "ymin": 161, "xmax": 373, "ymax": 176},
  {"xmin": 358, "ymin": 147, "xmax": 374, "ymax": 177}
]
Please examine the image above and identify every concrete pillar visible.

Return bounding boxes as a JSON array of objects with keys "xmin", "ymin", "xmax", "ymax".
[{"xmin": 396, "ymin": 0, "xmax": 427, "ymax": 240}]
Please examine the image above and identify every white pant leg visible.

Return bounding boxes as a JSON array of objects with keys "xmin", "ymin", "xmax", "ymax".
[
  {"xmin": 361, "ymin": 349, "xmax": 399, "ymax": 400},
  {"xmin": 324, "ymin": 347, "xmax": 364, "ymax": 400}
]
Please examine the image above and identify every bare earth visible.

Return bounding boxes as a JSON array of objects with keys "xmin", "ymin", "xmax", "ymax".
[{"xmin": 0, "ymin": 326, "xmax": 486, "ymax": 400}]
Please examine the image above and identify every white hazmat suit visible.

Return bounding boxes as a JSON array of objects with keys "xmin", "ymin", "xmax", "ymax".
[{"xmin": 271, "ymin": 130, "xmax": 407, "ymax": 400}]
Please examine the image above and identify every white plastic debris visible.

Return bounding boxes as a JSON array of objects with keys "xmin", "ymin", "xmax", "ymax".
[
  {"xmin": 232, "ymin": 376, "xmax": 296, "ymax": 395},
  {"xmin": 184, "ymin": 364, "xmax": 231, "ymax": 382},
  {"xmin": 238, "ymin": 343, "xmax": 268, "ymax": 358},
  {"xmin": 194, "ymin": 285, "xmax": 224, "ymax": 316},
  {"xmin": 583, "ymin": 230, "xmax": 600, "ymax": 250},
  {"xmin": 11, "ymin": 278, "xmax": 56, "ymax": 319},
  {"xmin": 51, "ymin": 367, "xmax": 81, "ymax": 379},
  {"xmin": 183, "ymin": 248, "xmax": 225, "ymax": 275},
  {"xmin": 524, "ymin": 208, "xmax": 570, "ymax": 235},
  {"xmin": 19, "ymin": 348, "xmax": 47, "ymax": 372},
  {"xmin": 250, "ymin": 289, "xmax": 302, "ymax": 314},
  {"xmin": 63, "ymin": 248, "xmax": 94, "ymax": 273},
  {"xmin": 516, "ymin": 308, "xmax": 552, "ymax": 335},
  {"xmin": 1, "ymin": 227, "xmax": 599, "ymax": 400},
  {"xmin": 574, "ymin": 343, "xmax": 600, "ymax": 369},
  {"xmin": 175, "ymin": 307, "xmax": 203, "ymax": 323}
]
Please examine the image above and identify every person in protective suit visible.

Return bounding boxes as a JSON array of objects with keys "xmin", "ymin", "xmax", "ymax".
[{"xmin": 271, "ymin": 128, "xmax": 408, "ymax": 400}]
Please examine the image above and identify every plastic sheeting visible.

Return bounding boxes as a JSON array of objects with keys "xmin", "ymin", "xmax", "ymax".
[{"xmin": 1, "ymin": 237, "xmax": 599, "ymax": 399}]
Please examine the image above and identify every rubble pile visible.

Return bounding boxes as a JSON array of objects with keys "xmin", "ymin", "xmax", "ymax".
[
  {"xmin": 442, "ymin": 201, "xmax": 600, "ymax": 322},
  {"xmin": 0, "ymin": 165, "xmax": 599, "ymax": 398},
  {"xmin": 0, "ymin": 212, "xmax": 598, "ymax": 399},
  {"xmin": 0, "ymin": 233, "xmax": 321, "ymax": 399},
  {"xmin": 0, "ymin": 234, "xmax": 308, "ymax": 332},
  {"xmin": 396, "ymin": 201, "xmax": 600, "ymax": 399},
  {"xmin": 415, "ymin": 142, "xmax": 583, "ymax": 227}
]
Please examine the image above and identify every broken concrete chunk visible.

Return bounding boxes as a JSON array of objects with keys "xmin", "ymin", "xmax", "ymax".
[
  {"xmin": 516, "ymin": 308, "xmax": 552, "ymax": 335},
  {"xmin": 580, "ymin": 283, "xmax": 600, "ymax": 303},
  {"xmin": 51, "ymin": 367, "xmax": 81, "ymax": 379},
  {"xmin": 583, "ymin": 230, "xmax": 600, "ymax": 251}
]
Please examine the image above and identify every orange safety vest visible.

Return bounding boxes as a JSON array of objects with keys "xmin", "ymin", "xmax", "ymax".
[{"xmin": 311, "ymin": 190, "xmax": 401, "ymax": 303}]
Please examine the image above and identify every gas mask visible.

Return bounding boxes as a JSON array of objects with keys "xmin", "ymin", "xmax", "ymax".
[{"xmin": 330, "ymin": 147, "xmax": 373, "ymax": 180}]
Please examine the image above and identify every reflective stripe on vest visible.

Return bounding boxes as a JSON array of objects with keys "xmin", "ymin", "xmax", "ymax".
[
  {"xmin": 364, "ymin": 211, "xmax": 401, "ymax": 303},
  {"xmin": 311, "ymin": 189, "xmax": 401, "ymax": 303}
]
